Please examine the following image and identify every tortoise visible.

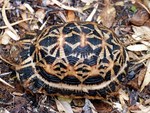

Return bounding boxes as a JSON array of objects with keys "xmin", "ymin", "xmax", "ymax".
[{"xmin": 14, "ymin": 21, "xmax": 129, "ymax": 99}]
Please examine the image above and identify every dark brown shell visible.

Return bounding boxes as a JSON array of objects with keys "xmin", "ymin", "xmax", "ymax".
[{"xmin": 16, "ymin": 22, "xmax": 129, "ymax": 99}]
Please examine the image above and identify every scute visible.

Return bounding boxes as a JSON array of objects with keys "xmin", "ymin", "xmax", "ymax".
[{"xmin": 17, "ymin": 22, "xmax": 129, "ymax": 99}]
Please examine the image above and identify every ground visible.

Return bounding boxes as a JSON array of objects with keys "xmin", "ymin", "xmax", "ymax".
[{"xmin": 0, "ymin": 0, "xmax": 150, "ymax": 113}]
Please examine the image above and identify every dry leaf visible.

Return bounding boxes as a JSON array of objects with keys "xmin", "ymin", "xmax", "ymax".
[
  {"xmin": 42, "ymin": 0, "xmax": 55, "ymax": 6},
  {"xmin": 0, "ymin": 0, "xmax": 4, "ymax": 4},
  {"xmin": 144, "ymin": 0, "xmax": 150, "ymax": 10},
  {"xmin": 18, "ymin": 22, "xmax": 29, "ymax": 31},
  {"xmin": 55, "ymin": 99, "xmax": 67, "ymax": 112},
  {"xmin": 1, "ymin": 28, "xmax": 19, "ymax": 44},
  {"xmin": 19, "ymin": 3, "xmax": 26, "ymax": 10},
  {"xmin": 59, "ymin": 101, "xmax": 73, "ymax": 113},
  {"xmin": 30, "ymin": 24, "xmax": 39, "ymax": 30},
  {"xmin": 119, "ymin": 89, "xmax": 129, "ymax": 102},
  {"xmin": 132, "ymin": 26, "xmax": 150, "ymax": 46},
  {"xmin": 145, "ymin": 99, "xmax": 150, "ymax": 105},
  {"xmin": 35, "ymin": 9, "xmax": 46, "ymax": 23},
  {"xmin": 81, "ymin": 0, "xmax": 97, "ymax": 5},
  {"xmin": 98, "ymin": 0, "xmax": 116, "ymax": 28},
  {"xmin": 113, "ymin": 102, "xmax": 123, "ymax": 112},
  {"xmin": 127, "ymin": 44, "xmax": 149, "ymax": 51},
  {"xmin": 0, "ymin": 108, "xmax": 10, "ymax": 113},
  {"xmin": 118, "ymin": 89, "xmax": 129, "ymax": 112},
  {"xmin": 21, "ymin": 12, "xmax": 28, "ymax": 20},
  {"xmin": 83, "ymin": 99, "xmax": 97, "ymax": 113},
  {"xmin": 130, "ymin": 9, "xmax": 149, "ymax": 26},
  {"xmin": 92, "ymin": 100, "xmax": 112, "ymax": 113},
  {"xmin": 128, "ymin": 51, "xmax": 140, "ymax": 60},
  {"xmin": 55, "ymin": 99, "xmax": 73, "ymax": 113},
  {"xmin": 138, "ymin": 68, "xmax": 147, "ymax": 86},
  {"xmin": 132, "ymin": 26, "xmax": 150, "ymax": 39},
  {"xmin": 86, "ymin": 3, "xmax": 98, "ymax": 21},
  {"xmin": 5, "ymin": 29, "xmax": 19, "ymax": 41},
  {"xmin": 23, "ymin": 3, "xmax": 34, "ymax": 14},
  {"xmin": 19, "ymin": 8, "xmax": 35, "ymax": 30},
  {"xmin": 140, "ymin": 59, "xmax": 150, "ymax": 91},
  {"xmin": 115, "ymin": 1, "xmax": 124, "ymax": 6},
  {"xmin": 1, "ymin": 34, "xmax": 10, "ymax": 45},
  {"xmin": 130, "ymin": 103, "xmax": 150, "ymax": 113}
]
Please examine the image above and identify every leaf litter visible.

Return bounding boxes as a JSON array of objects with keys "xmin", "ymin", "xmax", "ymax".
[{"xmin": 0, "ymin": 0, "xmax": 150, "ymax": 113}]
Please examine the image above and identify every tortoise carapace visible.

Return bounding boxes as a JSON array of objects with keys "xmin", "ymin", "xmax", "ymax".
[{"xmin": 16, "ymin": 22, "xmax": 129, "ymax": 99}]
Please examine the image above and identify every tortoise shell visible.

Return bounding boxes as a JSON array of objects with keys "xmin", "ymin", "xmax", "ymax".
[{"xmin": 16, "ymin": 22, "xmax": 129, "ymax": 99}]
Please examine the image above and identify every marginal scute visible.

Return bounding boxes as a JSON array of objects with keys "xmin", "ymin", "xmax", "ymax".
[
  {"xmin": 62, "ymin": 76, "xmax": 81, "ymax": 85},
  {"xmin": 39, "ymin": 37, "xmax": 57, "ymax": 47},
  {"xmin": 105, "ymin": 71, "xmax": 111, "ymax": 81},
  {"xmin": 83, "ymin": 75, "xmax": 104, "ymax": 85},
  {"xmin": 18, "ymin": 66, "xmax": 34, "ymax": 82},
  {"xmin": 17, "ymin": 22, "xmax": 129, "ymax": 99},
  {"xmin": 38, "ymin": 68, "xmax": 62, "ymax": 83}
]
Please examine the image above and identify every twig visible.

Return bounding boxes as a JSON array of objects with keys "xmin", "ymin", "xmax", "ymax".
[
  {"xmin": 0, "ymin": 18, "xmax": 33, "ymax": 29},
  {"xmin": 0, "ymin": 55, "xmax": 18, "ymax": 67},
  {"xmin": 0, "ymin": 78, "xmax": 14, "ymax": 88},
  {"xmin": 2, "ymin": 0, "xmax": 20, "ymax": 40},
  {"xmin": 0, "ymin": 72, "xmax": 12, "ymax": 77}
]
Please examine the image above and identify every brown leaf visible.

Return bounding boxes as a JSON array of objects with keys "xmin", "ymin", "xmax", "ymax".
[
  {"xmin": 141, "ymin": 59, "xmax": 150, "ymax": 91},
  {"xmin": 98, "ymin": 0, "xmax": 116, "ymax": 28},
  {"xmin": 67, "ymin": 10, "xmax": 76, "ymax": 22},
  {"xmin": 55, "ymin": 98, "xmax": 73, "ymax": 113},
  {"xmin": 132, "ymin": 26, "xmax": 150, "ymax": 46},
  {"xmin": 35, "ymin": 9, "xmax": 46, "ymax": 23},
  {"xmin": 130, "ymin": 103, "xmax": 150, "ymax": 113},
  {"xmin": 0, "ymin": 108, "xmax": 10, "ymax": 113},
  {"xmin": 92, "ymin": 100, "xmax": 112, "ymax": 113},
  {"xmin": 130, "ymin": 9, "xmax": 149, "ymax": 26}
]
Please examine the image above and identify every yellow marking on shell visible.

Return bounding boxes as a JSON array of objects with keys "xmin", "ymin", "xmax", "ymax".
[
  {"xmin": 16, "ymin": 56, "xmax": 35, "ymax": 70},
  {"xmin": 66, "ymin": 41, "xmax": 80, "ymax": 50},
  {"xmin": 59, "ymin": 34, "xmax": 67, "ymax": 57},
  {"xmin": 93, "ymin": 24, "xmax": 103, "ymax": 38},
  {"xmin": 87, "ymin": 40, "xmax": 98, "ymax": 50},
  {"xmin": 67, "ymin": 65, "xmax": 76, "ymax": 76},
  {"xmin": 80, "ymin": 33, "xmax": 87, "ymax": 47},
  {"xmin": 89, "ymin": 65, "xmax": 100, "ymax": 76},
  {"xmin": 43, "ymin": 64, "xmax": 58, "ymax": 75},
  {"xmin": 107, "ymin": 59, "xmax": 114, "ymax": 70},
  {"xmin": 58, "ymin": 34, "xmax": 65, "ymax": 47},
  {"xmin": 103, "ymin": 32, "xmax": 111, "ymax": 40}
]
